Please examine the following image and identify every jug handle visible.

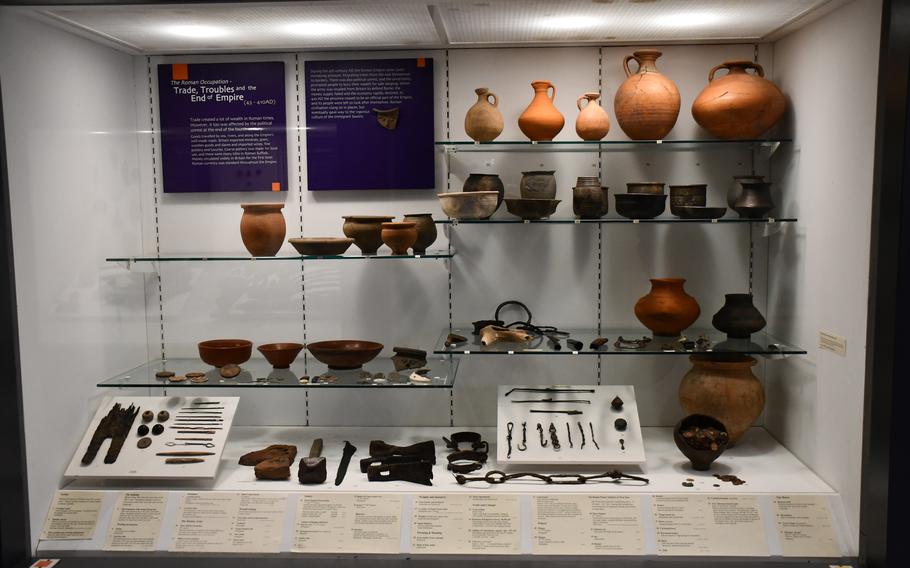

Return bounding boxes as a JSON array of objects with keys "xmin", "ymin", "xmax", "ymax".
[
  {"xmin": 576, "ymin": 95, "xmax": 587, "ymax": 111},
  {"xmin": 547, "ymin": 83, "xmax": 556, "ymax": 102},
  {"xmin": 708, "ymin": 61, "xmax": 765, "ymax": 81},
  {"xmin": 622, "ymin": 54, "xmax": 639, "ymax": 78},
  {"xmin": 487, "ymin": 91, "xmax": 499, "ymax": 107}
]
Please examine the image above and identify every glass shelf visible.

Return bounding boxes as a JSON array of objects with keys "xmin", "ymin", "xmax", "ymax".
[
  {"xmin": 435, "ymin": 217, "xmax": 796, "ymax": 225},
  {"xmin": 106, "ymin": 249, "xmax": 454, "ymax": 264},
  {"xmin": 433, "ymin": 328, "xmax": 806, "ymax": 357},
  {"xmin": 436, "ymin": 139, "xmax": 790, "ymax": 153},
  {"xmin": 98, "ymin": 356, "xmax": 458, "ymax": 389}
]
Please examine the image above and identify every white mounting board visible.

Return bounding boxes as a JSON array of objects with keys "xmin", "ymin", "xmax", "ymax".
[
  {"xmin": 64, "ymin": 396, "xmax": 239, "ymax": 480},
  {"xmin": 497, "ymin": 385, "xmax": 645, "ymax": 466}
]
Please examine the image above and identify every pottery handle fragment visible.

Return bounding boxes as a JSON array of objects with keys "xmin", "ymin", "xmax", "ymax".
[
  {"xmin": 488, "ymin": 92, "xmax": 499, "ymax": 107},
  {"xmin": 547, "ymin": 83, "xmax": 556, "ymax": 102},
  {"xmin": 707, "ymin": 63, "xmax": 728, "ymax": 82},
  {"xmin": 576, "ymin": 95, "xmax": 587, "ymax": 111},
  {"xmin": 622, "ymin": 55, "xmax": 637, "ymax": 78},
  {"xmin": 745, "ymin": 62, "xmax": 765, "ymax": 77}
]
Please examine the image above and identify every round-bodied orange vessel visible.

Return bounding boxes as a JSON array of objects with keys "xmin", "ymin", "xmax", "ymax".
[
  {"xmin": 240, "ymin": 204, "xmax": 286, "ymax": 256},
  {"xmin": 679, "ymin": 355, "xmax": 765, "ymax": 444},
  {"xmin": 614, "ymin": 50, "xmax": 680, "ymax": 140},
  {"xmin": 381, "ymin": 222, "xmax": 418, "ymax": 255},
  {"xmin": 634, "ymin": 278, "xmax": 700, "ymax": 336},
  {"xmin": 691, "ymin": 60, "xmax": 786, "ymax": 139},
  {"xmin": 518, "ymin": 81, "xmax": 565, "ymax": 142}
]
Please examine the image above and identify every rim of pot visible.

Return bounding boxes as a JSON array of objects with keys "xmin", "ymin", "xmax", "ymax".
[{"xmin": 689, "ymin": 354, "xmax": 758, "ymax": 367}]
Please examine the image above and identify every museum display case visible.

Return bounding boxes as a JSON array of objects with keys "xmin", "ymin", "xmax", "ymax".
[{"xmin": 0, "ymin": 0, "xmax": 899, "ymax": 566}]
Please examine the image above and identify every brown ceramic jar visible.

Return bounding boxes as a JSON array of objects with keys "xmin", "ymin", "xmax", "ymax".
[
  {"xmin": 634, "ymin": 278, "xmax": 700, "ymax": 336},
  {"xmin": 381, "ymin": 222, "xmax": 418, "ymax": 255},
  {"xmin": 614, "ymin": 50, "xmax": 680, "ymax": 140},
  {"xmin": 692, "ymin": 61, "xmax": 786, "ymax": 139},
  {"xmin": 240, "ymin": 203, "xmax": 286, "ymax": 256},
  {"xmin": 343, "ymin": 216, "xmax": 395, "ymax": 254},
  {"xmin": 573, "ymin": 177, "xmax": 608, "ymax": 219},
  {"xmin": 679, "ymin": 355, "xmax": 765, "ymax": 444},
  {"xmin": 518, "ymin": 81, "xmax": 565, "ymax": 142},
  {"xmin": 669, "ymin": 185, "xmax": 708, "ymax": 216},
  {"xmin": 463, "ymin": 174, "xmax": 505, "ymax": 207},
  {"xmin": 402, "ymin": 214, "xmax": 438, "ymax": 254},
  {"xmin": 575, "ymin": 92, "xmax": 610, "ymax": 140},
  {"xmin": 465, "ymin": 87, "xmax": 504, "ymax": 142}
]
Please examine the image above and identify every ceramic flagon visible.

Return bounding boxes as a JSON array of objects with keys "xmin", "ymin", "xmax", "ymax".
[
  {"xmin": 240, "ymin": 204, "xmax": 286, "ymax": 256},
  {"xmin": 679, "ymin": 355, "xmax": 765, "ymax": 444},
  {"xmin": 575, "ymin": 92, "xmax": 610, "ymax": 140},
  {"xmin": 634, "ymin": 278, "xmax": 700, "ymax": 336},
  {"xmin": 518, "ymin": 81, "xmax": 565, "ymax": 142},
  {"xmin": 464, "ymin": 87, "xmax": 504, "ymax": 142},
  {"xmin": 692, "ymin": 60, "xmax": 786, "ymax": 139},
  {"xmin": 614, "ymin": 50, "xmax": 680, "ymax": 140}
]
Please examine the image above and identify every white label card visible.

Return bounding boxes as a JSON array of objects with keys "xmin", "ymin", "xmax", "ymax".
[
  {"xmin": 293, "ymin": 494, "xmax": 402, "ymax": 554},
  {"xmin": 103, "ymin": 492, "xmax": 167, "ymax": 551},
  {"xmin": 532, "ymin": 495, "xmax": 644, "ymax": 555},
  {"xmin": 40, "ymin": 491, "xmax": 103, "ymax": 541},
  {"xmin": 773, "ymin": 495, "xmax": 841, "ymax": 557},
  {"xmin": 411, "ymin": 494, "xmax": 520, "ymax": 554},
  {"xmin": 170, "ymin": 492, "xmax": 287, "ymax": 553},
  {"xmin": 651, "ymin": 495, "xmax": 769, "ymax": 556}
]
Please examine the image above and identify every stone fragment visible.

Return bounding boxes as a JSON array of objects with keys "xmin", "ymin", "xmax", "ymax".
[
  {"xmin": 239, "ymin": 445, "xmax": 298, "ymax": 480},
  {"xmin": 137, "ymin": 437, "xmax": 152, "ymax": 449}
]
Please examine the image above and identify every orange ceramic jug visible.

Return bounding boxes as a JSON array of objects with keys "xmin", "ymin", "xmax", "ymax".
[
  {"xmin": 634, "ymin": 278, "xmax": 700, "ymax": 336},
  {"xmin": 575, "ymin": 92, "xmax": 610, "ymax": 140},
  {"xmin": 691, "ymin": 60, "xmax": 786, "ymax": 139},
  {"xmin": 614, "ymin": 50, "xmax": 680, "ymax": 140},
  {"xmin": 518, "ymin": 81, "xmax": 565, "ymax": 142}
]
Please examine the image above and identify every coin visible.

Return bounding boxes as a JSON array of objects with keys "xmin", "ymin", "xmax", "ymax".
[
  {"xmin": 155, "ymin": 371, "xmax": 175, "ymax": 378},
  {"xmin": 169, "ymin": 375, "xmax": 187, "ymax": 383},
  {"xmin": 190, "ymin": 376, "xmax": 209, "ymax": 384},
  {"xmin": 220, "ymin": 364, "xmax": 241, "ymax": 378},
  {"xmin": 186, "ymin": 372, "xmax": 205, "ymax": 379},
  {"xmin": 137, "ymin": 437, "xmax": 152, "ymax": 449}
]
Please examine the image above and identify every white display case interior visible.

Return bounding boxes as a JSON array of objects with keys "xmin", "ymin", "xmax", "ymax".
[{"xmin": 0, "ymin": 0, "xmax": 881, "ymax": 561}]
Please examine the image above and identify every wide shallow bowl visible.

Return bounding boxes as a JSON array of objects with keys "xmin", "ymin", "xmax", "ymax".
[
  {"xmin": 504, "ymin": 198, "xmax": 562, "ymax": 220},
  {"xmin": 288, "ymin": 237, "xmax": 354, "ymax": 256},
  {"xmin": 673, "ymin": 414, "xmax": 730, "ymax": 471},
  {"xmin": 437, "ymin": 191, "xmax": 499, "ymax": 220},
  {"xmin": 258, "ymin": 342, "xmax": 304, "ymax": 369},
  {"xmin": 198, "ymin": 339, "xmax": 253, "ymax": 367},
  {"xmin": 306, "ymin": 340, "xmax": 384, "ymax": 370},
  {"xmin": 614, "ymin": 194, "xmax": 667, "ymax": 219},
  {"xmin": 674, "ymin": 206, "xmax": 727, "ymax": 220}
]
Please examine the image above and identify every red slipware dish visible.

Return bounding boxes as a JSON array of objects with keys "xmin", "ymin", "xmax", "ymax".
[
  {"xmin": 198, "ymin": 339, "xmax": 253, "ymax": 367},
  {"xmin": 258, "ymin": 342, "xmax": 305, "ymax": 369},
  {"xmin": 306, "ymin": 340, "xmax": 384, "ymax": 370}
]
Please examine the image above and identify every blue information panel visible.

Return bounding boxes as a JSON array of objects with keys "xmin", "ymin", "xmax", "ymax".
[{"xmin": 157, "ymin": 61, "xmax": 288, "ymax": 193}]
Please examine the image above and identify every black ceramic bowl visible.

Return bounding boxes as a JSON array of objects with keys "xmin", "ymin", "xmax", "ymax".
[
  {"xmin": 614, "ymin": 194, "xmax": 667, "ymax": 220},
  {"xmin": 504, "ymin": 198, "xmax": 561, "ymax": 220},
  {"xmin": 674, "ymin": 206, "xmax": 727, "ymax": 220},
  {"xmin": 673, "ymin": 414, "xmax": 730, "ymax": 471}
]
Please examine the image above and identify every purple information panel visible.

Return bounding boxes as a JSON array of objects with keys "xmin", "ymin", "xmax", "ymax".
[
  {"xmin": 305, "ymin": 58, "xmax": 435, "ymax": 191},
  {"xmin": 157, "ymin": 61, "xmax": 288, "ymax": 193}
]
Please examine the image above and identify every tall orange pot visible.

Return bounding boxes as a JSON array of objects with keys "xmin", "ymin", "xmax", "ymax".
[
  {"xmin": 240, "ymin": 203, "xmax": 286, "ymax": 256},
  {"xmin": 634, "ymin": 278, "xmax": 700, "ymax": 336},
  {"xmin": 679, "ymin": 355, "xmax": 765, "ymax": 444},
  {"xmin": 691, "ymin": 60, "xmax": 786, "ymax": 139},
  {"xmin": 518, "ymin": 81, "xmax": 565, "ymax": 142},
  {"xmin": 614, "ymin": 50, "xmax": 680, "ymax": 140}
]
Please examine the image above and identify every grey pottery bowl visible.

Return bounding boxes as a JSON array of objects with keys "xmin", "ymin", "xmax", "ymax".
[
  {"xmin": 438, "ymin": 191, "xmax": 499, "ymax": 220},
  {"xmin": 504, "ymin": 198, "xmax": 561, "ymax": 220},
  {"xmin": 674, "ymin": 206, "xmax": 727, "ymax": 220}
]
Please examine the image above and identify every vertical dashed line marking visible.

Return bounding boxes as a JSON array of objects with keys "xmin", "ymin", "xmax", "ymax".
[
  {"xmin": 296, "ymin": 54, "xmax": 310, "ymax": 426},
  {"xmin": 148, "ymin": 57, "xmax": 166, "ymax": 361}
]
